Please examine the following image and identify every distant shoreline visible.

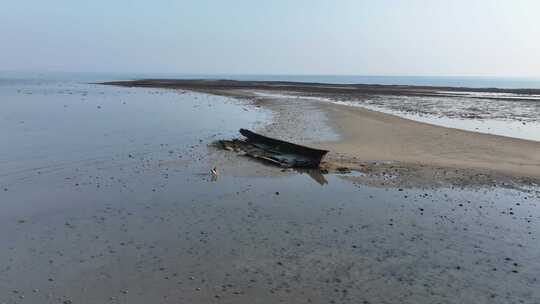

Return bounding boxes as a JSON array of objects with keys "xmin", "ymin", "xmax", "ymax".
[{"xmin": 101, "ymin": 79, "xmax": 540, "ymax": 100}]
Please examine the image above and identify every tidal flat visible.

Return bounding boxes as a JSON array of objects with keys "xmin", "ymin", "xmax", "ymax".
[{"xmin": 1, "ymin": 79, "xmax": 540, "ymax": 304}]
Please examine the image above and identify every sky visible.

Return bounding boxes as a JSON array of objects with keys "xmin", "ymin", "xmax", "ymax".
[{"xmin": 1, "ymin": 0, "xmax": 539, "ymax": 76}]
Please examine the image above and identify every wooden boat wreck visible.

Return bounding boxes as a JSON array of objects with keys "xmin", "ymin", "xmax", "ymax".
[{"xmin": 219, "ymin": 129, "xmax": 329, "ymax": 168}]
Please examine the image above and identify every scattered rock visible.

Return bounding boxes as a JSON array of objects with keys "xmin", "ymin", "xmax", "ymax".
[{"xmin": 336, "ymin": 167, "xmax": 351, "ymax": 174}]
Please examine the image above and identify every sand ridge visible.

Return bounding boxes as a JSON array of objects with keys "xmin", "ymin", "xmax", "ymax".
[{"xmin": 315, "ymin": 101, "xmax": 540, "ymax": 179}]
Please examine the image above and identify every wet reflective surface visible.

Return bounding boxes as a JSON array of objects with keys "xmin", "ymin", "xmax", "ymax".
[
  {"xmin": 337, "ymin": 94, "xmax": 540, "ymax": 142},
  {"xmin": 254, "ymin": 91, "xmax": 540, "ymax": 142},
  {"xmin": 1, "ymin": 79, "xmax": 540, "ymax": 304}
]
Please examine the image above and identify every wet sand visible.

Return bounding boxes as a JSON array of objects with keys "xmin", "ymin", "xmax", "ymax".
[
  {"xmin": 104, "ymin": 80, "xmax": 540, "ymax": 184},
  {"xmin": 317, "ymin": 101, "xmax": 540, "ymax": 178},
  {"xmin": 2, "ymin": 79, "xmax": 540, "ymax": 304}
]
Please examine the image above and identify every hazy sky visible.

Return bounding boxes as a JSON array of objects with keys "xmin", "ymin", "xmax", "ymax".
[{"xmin": 2, "ymin": 0, "xmax": 539, "ymax": 76}]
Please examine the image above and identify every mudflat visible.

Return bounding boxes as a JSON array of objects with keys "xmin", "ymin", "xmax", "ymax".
[
  {"xmin": 102, "ymin": 79, "xmax": 540, "ymax": 97},
  {"xmin": 3, "ymin": 79, "xmax": 540, "ymax": 304},
  {"xmin": 104, "ymin": 79, "xmax": 540, "ymax": 182}
]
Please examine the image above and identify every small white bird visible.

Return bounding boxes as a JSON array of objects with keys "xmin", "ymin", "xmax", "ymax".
[{"xmin": 211, "ymin": 166, "xmax": 219, "ymax": 177}]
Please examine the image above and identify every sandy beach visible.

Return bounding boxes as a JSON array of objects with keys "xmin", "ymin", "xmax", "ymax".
[{"xmin": 318, "ymin": 102, "xmax": 540, "ymax": 178}]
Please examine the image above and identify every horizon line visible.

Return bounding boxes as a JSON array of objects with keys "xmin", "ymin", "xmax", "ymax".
[{"xmin": 1, "ymin": 69, "xmax": 540, "ymax": 79}]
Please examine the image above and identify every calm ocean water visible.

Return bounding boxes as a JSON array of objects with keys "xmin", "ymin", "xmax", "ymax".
[{"xmin": 2, "ymin": 71, "xmax": 540, "ymax": 89}]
